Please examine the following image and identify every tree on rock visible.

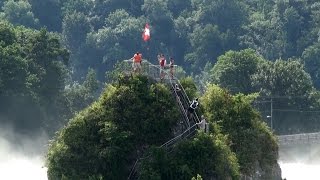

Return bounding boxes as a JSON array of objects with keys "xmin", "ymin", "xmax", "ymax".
[
  {"xmin": 201, "ymin": 84, "xmax": 279, "ymax": 179},
  {"xmin": 46, "ymin": 75, "xmax": 180, "ymax": 179}
]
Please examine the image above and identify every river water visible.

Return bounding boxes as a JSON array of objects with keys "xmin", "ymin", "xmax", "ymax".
[
  {"xmin": 0, "ymin": 157, "xmax": 319, "ymax": 179},
  {"xmin": 0, "ymin": 129, "xmax": 48, "ymax": 180},
  {"xmin": 0, "ymin": 156, "xmax": 47, "ymax": 180},
  {"xmin": 280, "ymin": 162, "xmax": 320, "ymax": 180},
  {"xmin": 1, "ymin": 133, "xmax": 319, "ymax": 180}
]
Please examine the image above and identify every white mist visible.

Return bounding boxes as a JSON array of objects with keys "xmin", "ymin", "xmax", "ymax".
[
  {"xmin": 0, "ymin": 127, "xmax": 48, "ymax": 180},
  {"xmin": 280, "ymin": 162, "xmax": 320, "ymax": 180}
]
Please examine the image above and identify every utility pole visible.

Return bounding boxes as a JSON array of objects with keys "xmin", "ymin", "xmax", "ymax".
[
  {"xmin": 270, "ymin": 97, "xmax": 273, "ymax": 131},
  {"xmin": 266, "ymin": 97, "xmax": 273, "ymax": 131}
]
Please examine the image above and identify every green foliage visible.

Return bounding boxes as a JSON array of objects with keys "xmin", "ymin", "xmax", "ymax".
[
  {"xmin": 201, "ymin": 84, "xmax": 278, "ymax": 176},
  {"xmin": 193, "ymin": 62, "xmax": 212, "ymax": 93},
  {"xmin": 0, "ymin": 0, "xmax": 319, "ymax": 89},
  {"xmin": 64, "ymin": 68, "xmax": 99, "ymax": 115},
  {"xmin": 28, "ymin": 0, "xmax": 62, "ymax": 31},
  {"xmin": 251, "ymin": 59, "xmax": 320, "ymax": 134},
  {"xmin": 72, "ymin": 9, "xmax": 142, "ymax": 79},
  {"xmin": 191, "ymin": 174, "xmax": 202, "ymax": 180},
  {"xmin": 302, "ymin": 42, "xmax": 320, "ymax": 89},
  {"xmin": 186, "ymin": 24, "xmax": 226, "ymax": 70},
  {"xmin": 241, "ymin": 0, "xmax": 314, "ymax": 60},
  {"xmin": 62, "ymin": 11, "xmax": 91, "ymax": 52},
  {"xmin": 139, "ymin": 131, "xmax": 240, "ymax": 180},
  {"xmin": 252, "ymin": 59, "xmax": 313, "ymax": 97},
  {"xmin": 191, "ymin": 0, "xmax": 248, "ymax": 32},
  {"xmin": 1, "ymin": 0, "xmax": 39, "ymax": 28},
  {"xmin": 142, "ymin": 0, "xmax": 173, "ymax": 45},
  {"xmin": 211, "ymin": 49, "xmax": 264, "ymax": 94},
  {"xmin": 0, "ymin": 21, "xmax": 16, "ymax": 46},
  {"xmin": 179, "ymin": 77, "xmax": 198, "ymax": 100},
  {"xmin": 0, "ymin": 22, "xmax": 70, "ymax": 132},
  {"xmin": 62, "ymin": 0, "xmax": 94, "ymax": 16},
  {"xmin": 47, "ymin": 75, "xmax": 180, "ymax": 179},
  {"xmin": 240, "ymin": 11, "xmax": 285, "ymax": 60}
]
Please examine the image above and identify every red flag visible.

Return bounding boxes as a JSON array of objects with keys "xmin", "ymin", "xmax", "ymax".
[{"xmin": 142, "ymin": 23, "xmax": 150, "ymax": 42}]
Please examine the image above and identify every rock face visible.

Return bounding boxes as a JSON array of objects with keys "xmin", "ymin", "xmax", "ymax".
[
  {"xmin": 241, "ymin": 162, "xmax": 282, "ymax": 180},
  {"xmin": 270, "ymin": 163, "xmax": 282, "ymax": 180}
]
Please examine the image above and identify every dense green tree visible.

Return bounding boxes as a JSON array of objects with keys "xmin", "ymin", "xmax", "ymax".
[
  {"xmin": 62, "ymin": 11, "xmax": 91, "ymax": 52},
  {"xmin": 1, "ymin": 0, "xmax": 39, "ymax": 28},
  {"xmin": 184, "ymin": 0, "xmax": 248, "ymax": 71},
  {"xmin": 139, "ymin": 131, "xmax": 240, "ymax": 180},
  {"xmin": 142, "ymin": 0, "xmax": 174, "ymax": 51},
  {"xmin": 240, "ymin": 12, "xmax": 286, "ymax": 60},
  {"xmin": 185, "ymin": 24, "xmax": 225, "ymax": 71},
  {"xmin": 191, "ymin": 174, "xmax": 203, "ymax": 180},
  {"xmin": 28, "ymin": 0, "xmax": 62, "ymax": 31},
  {"xmin": 201, "ymin": 84, "xmax": 278, "ymax": 178},
  {"xmin": 0, "ymin": 0, "xmax": 5, "ymax": 8},
  {"xmin": 241, "ymin": 0, "xmax": 314, "ymax": 60},
  {"xmin": 47, "ymin": 75, "xmax": 181, "ymax": 179},
  {"xmin": 239, "ymin": 0, "xmax": 275, "ymax": 13},
  {"xmin": 179, "ymin": 76, "xmax": 198, "ymax": 100},
  {"xmin": 194, "ymin": 62, "xmax": 212, "ymax": 93},
  {"xmin": 191, "ymin": 0, "xmax": 248, "ymax": 32},
  {"xmin": 0, "ymin": 21, "xmax": 16, "ymax": 46},
  {"xmin": 211, "ymin": 49, "xmax": 264, "ymax": 94},
  {"xmin": 302, "ymin": 42, "xmax": 320, "ymax": 89},
  {"xmin": 0, "ymin": 22, "xmax": 70, "ymax": 133},
  {"xmin": 61, "ymin": 0, "xmax": 94, "ymax": 16},
  {"xmin": 84, "ymin": 9, "xmax": 142, "ymax": 79},
  {"xmin": 92, "ymin": 0, "xmax": 144, "ymax": 28},
  {"xmin": 64, "ymin": 68, "xmax": 99, "ymax": 115},
  {"xmin": 252, "ymin": 59, "xmax": 313, "ymax": 98},
  {"xmin": 168, "ymin": 0, "xmax": 191, "ymax": 17},
  {"xmin": 252, "ymin": 59, "xmax": 316, "ymax": 133},
  {"xmin": 0, "ymin": 0, "xmax": 319, "ymax": 142},
  {"xmin": 0, "ymin": 35, "xmax": 27, "ymax": 95}
]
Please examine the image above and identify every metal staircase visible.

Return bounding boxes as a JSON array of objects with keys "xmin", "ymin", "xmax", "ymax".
[{"xmin": 121, "ymin": 59, "xmax": 202, "ymax": 180}]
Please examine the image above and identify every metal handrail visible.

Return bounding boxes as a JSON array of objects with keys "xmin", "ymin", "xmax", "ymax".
[
  {"xmin": 160, "ymin": 123, "xmax": 198, "ymax": 149},
  {"xmin": 124, "ymin": 59, "xmax": 203, "ymax": 180},
  {"xmin": 122, "ymin": 58, "xmax": 201, "ymax": 127},
  {"xmin": 123, "ymin": 59, "xmax": 191, "ymax": 128},
  {"xmin": 168, "ymin": 79, "xmax": 190, "ymax": 128},
  {"xmin": 127, "ymin": 124, "xmax": 198, "ymax": 180},
  {"xmin": 175, "ymin": 79, "xmax": 201, "ymax": 124}
]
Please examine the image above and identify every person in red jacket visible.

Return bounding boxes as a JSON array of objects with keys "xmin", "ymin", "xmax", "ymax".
[
  {"xmin": 132, "ymin": 52, "xmax": 142, "ymax": 74},
  {"xmin": 159, "ymin": 54, "xmax": 166, "ymax": 80}
]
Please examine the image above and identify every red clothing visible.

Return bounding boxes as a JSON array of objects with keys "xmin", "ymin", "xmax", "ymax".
[
  {"xmin": 133, "ymin": 53, "xmax": 142, "ymax": 63},
  {"xmin": 160, "ymin": 58, "xmax": 165, "ymax": 67}
]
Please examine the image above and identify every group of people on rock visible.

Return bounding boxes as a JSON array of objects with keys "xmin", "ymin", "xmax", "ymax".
[
  {"xmin": 130, "ymin": 52, "xmax": 208, "ymax": 133},
  {"xmin": 157, "ymin": 54, "xmax": 175, "ymax": 80},
  {"xmin": 130, "ymin": 52, "xmax": 175, "ymax": 79}
]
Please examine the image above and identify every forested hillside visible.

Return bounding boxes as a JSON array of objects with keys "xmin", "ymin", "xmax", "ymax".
[
  {"xmin": 0, "ymin": 22, "xmax": 99, "ymax": 135},
  {"xmin": 1, "ymin": 0, "xmax": 320, "ymax": 179},
  {"xmin": 1, "ymin": 0, "xmax": 320, "ymax": 134},
  {"xmin": 46, "ymin": 76, "xmax": 279, "ymax": 180}
]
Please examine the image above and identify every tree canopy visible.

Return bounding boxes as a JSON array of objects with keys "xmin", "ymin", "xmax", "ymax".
[
  {"xmin": 46, "ymin": 75, "xmax": 280, "ymax": 179},
  {"xmin": 201, "ymin": 84, "xmax": 278, "ymax": 178},
  {"xmin": 1, "ymin": 0, "xmax": 320, "ymax": 178}
]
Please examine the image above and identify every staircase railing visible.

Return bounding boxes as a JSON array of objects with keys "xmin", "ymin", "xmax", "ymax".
[
  {"xmin": 127, "ymin": 123, "xmax": 198, "ymax": 180},
  {"xmin": 123, "ymin": 59, "xmax": 203, "ymax": 180}
]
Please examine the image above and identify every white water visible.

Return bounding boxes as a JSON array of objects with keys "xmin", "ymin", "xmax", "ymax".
[
  {"xmin": 0, "ymin": 155, "xmax": 47, "ymax": 180},
  {"xmin": 0, "ymin": 127, "xmax": 48, "ymax": 180},
  {"xmin": 280, "ymin": 162, "xmax": 320, "ymax": 180},
  {"xmin": 1, "ymin": 126, "xmax": 319, "ymax": 180}
]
